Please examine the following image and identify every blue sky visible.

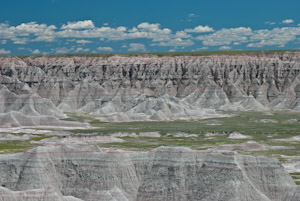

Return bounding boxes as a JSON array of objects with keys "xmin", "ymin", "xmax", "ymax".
[{"xmin": 1, "ymin": 0, "xmax": 300, "ymax": 54}]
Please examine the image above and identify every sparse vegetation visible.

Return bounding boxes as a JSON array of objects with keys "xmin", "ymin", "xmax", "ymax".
[
  {"xmin": 0, "ymin": 140, "xmax": 32, "ymax": 153},
  {"xmin": 1, "ymin": 49, "xmax": 300, "ymax": 59},
  {"xmin": 1, "ymin": 110, "xmax": 300, "ymax": 183},
  {"xmin": 67, "ymin": 111, "xmax": 300, "ymax": 136}
]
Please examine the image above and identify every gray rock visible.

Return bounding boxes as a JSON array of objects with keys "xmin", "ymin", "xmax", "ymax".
[
  {"xmin": 1, "ymin": 53, "xmax": 300, "ymax": 123},
  {"xmin": 0, "ymin": 145, "xmax": 299, "ymax": 201}
]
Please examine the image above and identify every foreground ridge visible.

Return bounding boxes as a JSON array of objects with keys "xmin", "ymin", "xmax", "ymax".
[{"xmin": 0, "ymin": 145, "xmax": 299, "ymax": 201}]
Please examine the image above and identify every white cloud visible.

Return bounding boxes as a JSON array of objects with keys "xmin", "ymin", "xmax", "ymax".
[
  {"xmin": 196, "ymin": 27, "xmax": 252, "ymax": 46},
  {"xmin": 97, "ymin": 46, "xmax": 113, "ymax": 51},
  {"xmin": 194, "ymin": 47, "xmax": 208, "ymax": 51},
  {"xmin": 0, "ymin": 22, "xmax": 56, "ymax": 44},
  {"xmin": 128, "ymin": 22, "xmax": 172, "ymax": 42},
  {"xmin": 0, "ymin": 21, "xmax": 173, "ymax": 46},
  {"xmin": 76, "ymin": 39, "xmax": 92, "ymax": 44},
  {"xmin": 137, "ymin": 22, "xmax": 160, "ymax": 31},
  {"xmin": 0, "ymin": 48, "xmax": 11, "ymax": 54},
  {"xmin": 282, "ymin": 19, "xmax": 294, "ymax": 24},
  {"xmin": 247, "ymin": 43, "xmax": 258, "ymax": 47},
  {"xmin": 32, "ymin": 35, "xmax": 55, "ymax": 42},
  {"xmin": 52, "ymin": 47, "xmax": 73, "ymax": 54},
  {"xmin": 14, "ymin": 22, "xmax": 57, "ymax": 33},
  {"xmin": 188, "ymin": 13, "xmax": 195, "ymax": 17},
  {"xmin": 103, "ymin": 23, "xmax": 109, "ymax": 26},
  {"xmin": 175, "ymin": 31, "xmax": 191, "ymax": 38},
  {"xmin": 152, "ymin": 38, "xmax": 194, "ymax": 47},
  {"xmin": 57, "ymin": 26, "xmax": 128, "ymax": 41},
  {"xmin": 61, "ymin": 20, "xmax": 95, "ymax": 29},
  {"xmin": 219, "ymin": 46, "xmax": 231, "ymax": 50},
  {"xmin": 12, "ymin": 38, "xmax": 28, "ymax": 44},
  {"xmin": 15, "ymin": 22, "xmax": 56, "ymax": 43},
  {"xmin": 197, "ymin": 26, "xmax": 300, "ymax": 48},
  {"xmin": 75, "ymin": 47, "xmax": 90, "ymax": 52},
  {"xmin": 185, "ymin": 25, "xmax": 214, "ymax": 33},
  {"xmin": 2, "ymin": 20, "xmax": 300, "ymax": 51},
  {"xmin": 248, "ymin": 27, "xmax": 300, "ymax": 47},
  {"xmin": 128, "ymin": 43, "xmax": 146, "ymax": 51},
  {"xmin": 0, "ymin": 21, "xmax": 172, "ymax": 43},
  {"xmin": 128, "ymin": 30, "xmax": 170, "ymax": 41},
  {"xmin": 32, "ymin": 49, "xmax": 40, "ymax": 54},
  {"xmin": 265, "ymin": 22, "xmax": 276, "ymax": 25}
]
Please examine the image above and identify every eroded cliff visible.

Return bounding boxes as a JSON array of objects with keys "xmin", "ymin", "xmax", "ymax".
[
  {"xmin": 1, "ymin": 53, "xmax": 300, "ymax": 123},
  {"xmin": 0, "ymin": 145, "xmax": 299, "ymax": 201}
]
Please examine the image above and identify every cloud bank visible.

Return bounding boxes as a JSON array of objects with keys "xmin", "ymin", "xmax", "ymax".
[{"xmin": 1, "ymin": 19, "xmax": 300, "ymax": 54}]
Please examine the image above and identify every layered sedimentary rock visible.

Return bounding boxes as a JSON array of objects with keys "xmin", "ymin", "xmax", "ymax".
[
  {"xmin": 1, "ymin": 53, "xmax": 300, "ymax": 123},
  {"xmin": 0, "ymin": 145, "xmax": 299, "ymax": 201}
]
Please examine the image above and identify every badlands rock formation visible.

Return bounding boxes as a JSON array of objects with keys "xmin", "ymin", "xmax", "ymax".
[
  {"xmin": 1, "ymin": 52, "xmax": 300, "ymax": 123},
  {"xmin": 0, "ymin": 145, "xmax": 299, "ymax": 201},
  {"xmin": 1, "ymin": 53, "xmax": 300, "ymax": 201}
]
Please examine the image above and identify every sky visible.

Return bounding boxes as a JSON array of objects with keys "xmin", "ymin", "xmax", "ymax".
[{"xmin": 1, "ymin": 0, "xmax": 300, "ymax": 55}]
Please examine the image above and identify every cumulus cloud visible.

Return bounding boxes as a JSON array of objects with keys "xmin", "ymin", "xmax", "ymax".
[
  {"xmin": 127, "ymin": 22, "xmax": 172, "ymax": 42},
  {"xmin": 75, "ymin": 47, "xmax": 90, "ymax": 52},
  {"xmin": 184, "ymin": 25, "xmax": 214, "ymax": 33},
  {"xmin": 128, "ymin": 43, "xmax": 146, "ymax": 51},
  {"xmin": 61, "ymin": 20, "xmax": 95, "ymax": 29},
  {"xmin": 52, "ymin": 47, "xmax": 73, "ymax": 54},
  {"xmin": 219, "ymin": 46, "xmax": 231, "ymax": 50},
  {"xmin": 0, "ymin": 21, "xmax": 185, "ymax": 47},
  {"xmin": 152, "ymin": 38, "xmax": 194, "ymax": 47},
  {"xmin": 265, "ymin": 22, "xmax": 276, "ymax": 25},
  {"xmin": 12, "ymin": 38, "xmax": 29, "ymax": 44},
  {"xmin": 0, "ymin": 22, "xmax": 56, "ymax": 44},
  {"xmin": 0, "ymin": 21, "xmax": 174, "ymax": 44},
  {"xmin": 76, "ymin": 39, "xmax": 92, "ymax": 44},
  {"xmin": 0, "ymin": 48, "xmax": 11, "ymax": 54},
  {"xmin": 32, "ymin": 35, "xmax": 55, "ymax": 42},
  {"xmin": 14, "ymin": 22, "xmax": 56, "ymax": 33},
  {"xmin": 193, "ymin": 47, "xmax": 208, "ymax": 51},
  {"xmin": 196, "ymin": 27, "xmax": 252, "ymax": 46},
  {"xmin": 197, "ymin": 26, "xmax": 300, "ymax": 48},
  {"xmin": 97, "ymin": 46, "xmax": 113, "ymax": 51},
  {"xmin": 32, "ymin": 49, "xmax": 40, "ymax": 54},
  {"xmin": 282, "ymin": 19, "xmax": 294, "ymax": 24},
  {"xmin": 175, "ymin": 31, "xmax": 191, "ymax": 38},
  {"xmin": 2, "ymin": 20, "xmax": 300, "ymax": 53},
  {"xmin": 137, "ymin": 22, "xmax": 160, "ymax": 31},
  {"xmin": 57, "ymin": 26, "xmax": 128, "ymax": 41},
  {"xmin": 248, "ymin": 27, "xmax": 300, "ymax": 47}
]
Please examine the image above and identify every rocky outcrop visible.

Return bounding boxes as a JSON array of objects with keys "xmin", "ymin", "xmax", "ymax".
[
  {"xmin": 1, "ymin": 53, "xmax": 300, "ymax": 123},
  {"xmin": 0, "ymin": 145, "xmax": 299, "ymax": 201},
  {"xmin": 0, "ymin": 187, "xmax": 81, "ymax": 201}
]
